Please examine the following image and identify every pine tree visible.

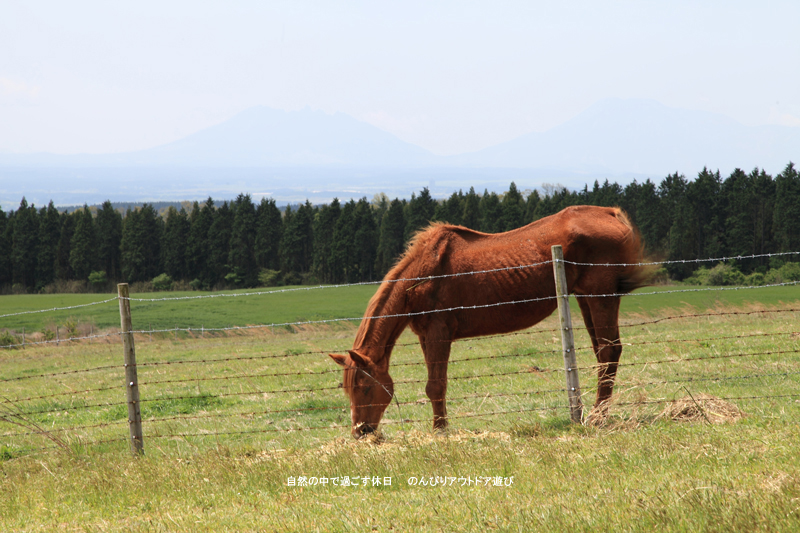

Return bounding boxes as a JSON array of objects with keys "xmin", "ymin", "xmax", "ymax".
[
  {"xmin": 479, "ymin": 190, "xmax": 503, "ymax": 233},
  {"xmin": 658, "ymin": 173, "xmax": 693, "ymax": 279},
  {"xmin": 523, "ymin": 190, "xmax": 541, "ymax": 223},
  {"xmin": 375, "ymin": 198, "xmax": 406, "ymax": 277},
  {"xmin": 121, "ymin": 204, "xmax": 163, "ymax": 282},
  {"xmin": 120, "ymin": 208, "xmax": 141, "ymax": 282},
  {"xmin": 586, "ymin": 179, "xmax": 623, "ymax": 207},
  {"xmin": 11, "ymin": 198, "xmax": 39, "ymax": 289},
  {"xmin": 228, "ymin": 194, "xmax": 258, "ymax": 286},
  {"xmin": 501, "ymin": 182, "xmax": 525, "ymax": 231},
  {"xmin": 434, "ymin": 190, "xmax": 464, "ymax": 225},
  {"xmin": 255, "ymin": 198, "xmax": 282, "ymax": 272},
  {"xmin": 461, "ymin": 187, "xmax": 480, "ymax": 230},
  {"xmin": 534, "ymin": 185, "xmax": 579, "ymax": 219},
  {"xmin": 186, "ymin": 199, "xmax": 215, "ymax": 285},
  {"xmin": 353, "ymin": 198, "xmax": 378, "ymax": 281},
  {"xmin": 331, "ymin": 200, "xmax": 356, "ymax": 283},
  {"xmin": 69, "ymin": 206, "xmax": 97, "ymax": 281},
  {"xmin": 721, "ymin": 168, "xmax": 756, "ymax": 265},
  {"xmin": 55, "ymin": 212, "xmax": 75, "ymax": 280},
  {"xmin": 372, "ymin": 193, "xmax": 389, "ymax": 227},
  {"xmin": 96, "ymin": 200, "xmax": 123, "ymax": 280},
  {"xmin": 717, "ymin": 167, "xmax": 775, "ymax": 273},
  {"xmin": 35, "ymin": 201, "xmax": 61, "ymax": 289},
  {"xmin": 773, "ymin": 162, "xmax": 800, "ymax": 260},
  {"xmin": 162, "ymin": 206, "xmax": 190, "ymax": 281},
  {"xmin": 312, "ymin": 198, "xmax": 341, "ymax": 283},
  {"xmin": 751, "ymin": 168, "xmax": 775, "ymax": 269},
  {"xmin": 207, "ymin": 201, "xmax": 233, "ymax": 286},
  {"xmin": 686, "ymin": 168, "xmax": 723, "ymax": 259},
  {"xmin": 280, "ymin": 201, "xmax": 315, "ymax": 276},
  {"xmin": 620, "ymin": 179, "xmax": 662, "ymax": 255},
  {"xmin": 0, "ymin": 207, "xmax": 11, "ymax": 286},
  {"xmin": 404, "ymin": 187, "xmax": 436, "ymax": 241}
]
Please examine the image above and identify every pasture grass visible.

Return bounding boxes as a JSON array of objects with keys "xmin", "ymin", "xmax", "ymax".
[
  {"xmin": 1, "ymin": 288, "xmax": 800, "ymax": 530},
  {"xmin": 0, "ymin": 284, "xmax": 378, "ymax": 334},
  {"xmin": 2, "ymin": 282, "xmax": 800, "ymax": 336}
]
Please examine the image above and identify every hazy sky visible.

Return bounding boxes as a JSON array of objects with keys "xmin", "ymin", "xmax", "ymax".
[{"xmin": 2, "ymin": 1, "xmax": 799, "ymax": 156}]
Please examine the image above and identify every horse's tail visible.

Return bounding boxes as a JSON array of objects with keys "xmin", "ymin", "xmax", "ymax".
[{"xmin": 613, "ymin": 208, "xmax": 653, "ymax": 294}]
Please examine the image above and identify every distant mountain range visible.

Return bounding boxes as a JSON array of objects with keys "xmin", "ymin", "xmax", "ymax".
[
  {"xmin": 1, "ymin": 98, "xmax": 797, "ymax": 209},
  {"xmin": 448, "ymin": 98, "xmax": 800, "ymax": 175},
  {"xmin": 0, "ymin": 107, "xmax": 437, "ymax": 168}
]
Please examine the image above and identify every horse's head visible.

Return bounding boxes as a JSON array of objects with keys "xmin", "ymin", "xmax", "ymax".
[{"xmin": 329, "ymin": 350, "xmax": 394, "ymax": 439}]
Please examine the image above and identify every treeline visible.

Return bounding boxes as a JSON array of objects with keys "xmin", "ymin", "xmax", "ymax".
[{"xmin": 0, "ymin": 162, "xmax": 798, "ymax": 293}]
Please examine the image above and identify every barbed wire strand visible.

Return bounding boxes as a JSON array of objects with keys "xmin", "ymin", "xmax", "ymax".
[
  {"xmin": 580, "ymin": 347, "xmax": 800, "ymax": 372},
  {"xmin": 0, "ymin": 297, "xmax": 119, "ymax": 319},
  {"xmin": 114, "ymin": 251, "xmax": 800, "ymax": 304},
  {"xmin": 7, "ymin": 363, "xmax": 796, "ymax": 438},
  {"xmin": 606, "ymin": 370, "xmax": 800, "ymax": 394},
  {"xmin": 0, "ymin": 388, "xmax": 568, "ymax": 439},
  {"xmin": 4, "ymin": 284, "xmax": 800, "ymax": 352},
  {"xmin": 1, "ymin": 418, "xmax": 128, "ymax": 438},
  {"xmin": 4, "ymin": 307, "xmax": 798, "ymax": 383},
  {"xmin": 6, "ymin": 338, "xmax": 794, "ymax": 408},
  {"xmin": 4, "ymin": 251, "xmax": 799, "ymax": 321},
  {"xmin": 8, "ymin": 390, "xmax": 800, "ymax": 455}
]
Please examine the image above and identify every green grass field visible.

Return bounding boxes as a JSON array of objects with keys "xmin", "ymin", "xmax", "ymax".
[
  {"xmin": 3, "ymin": 282, "xmax": 800, "ymax": 334},
  {"xmin": 1, "ymin": 284, "xmax": 800, "ymax": 531}
]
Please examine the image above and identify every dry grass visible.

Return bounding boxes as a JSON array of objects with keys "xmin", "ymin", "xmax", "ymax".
[
  {"xmin": 1, "ymin": 299, "xmax": 800, "ymax": 530},
  {"xmin": 658, "ymin": 393, "xmax": 745, "ymax": 424}
]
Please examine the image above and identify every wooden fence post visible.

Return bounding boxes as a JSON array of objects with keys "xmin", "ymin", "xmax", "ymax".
[
  {"xmin": 551, "ymin": 245, "xmax": 583, "ymax": 423},
  {"xmin": 118, "ymin": 283, "xmax": 144, "ymax": 455}
]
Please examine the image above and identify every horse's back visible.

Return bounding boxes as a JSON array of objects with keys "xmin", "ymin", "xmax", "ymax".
[{"xmin": 401, "ymin": 205, "xmax": 640, "ymax": 272}]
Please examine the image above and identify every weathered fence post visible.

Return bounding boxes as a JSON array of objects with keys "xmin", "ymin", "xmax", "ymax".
[
  {"xmin": 56, "ymin": 325, "xmax": 59, "ymax": 347},
  {"xmin": 551, "ymin": 245, "xmax": 583, "ymax": 423},
  {"xmin": 22, "ymin": 327, "xmax": 25, "ymax": 349},
  {"xmin": 118, "ymin": 283, "xmax": 144, "ymax": 455}
]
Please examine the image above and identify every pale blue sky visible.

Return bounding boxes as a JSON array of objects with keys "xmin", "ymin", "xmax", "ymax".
[{"xmin": 2, "ymin": 0, "xmax": 798, "ymax": 155}]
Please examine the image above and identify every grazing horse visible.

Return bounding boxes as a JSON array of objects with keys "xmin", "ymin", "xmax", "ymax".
[{"xmin": 329, "ymin": 205, "xmax": 649, "ymax": 438}]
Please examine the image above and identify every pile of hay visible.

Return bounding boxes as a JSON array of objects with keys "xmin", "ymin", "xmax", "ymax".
[{"xmin": 658, "ymin": 393, "xmax": 744, "ymax": 424}]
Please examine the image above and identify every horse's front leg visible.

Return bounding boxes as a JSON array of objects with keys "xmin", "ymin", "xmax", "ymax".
[{"xmin": 419, "ymin": 326, "xmax": 453, "ymax": 431}]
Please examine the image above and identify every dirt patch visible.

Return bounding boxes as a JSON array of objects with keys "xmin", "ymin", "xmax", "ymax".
[{"xmin": 658, "ymin": 393, "xmax": 744, "ymax": 424}]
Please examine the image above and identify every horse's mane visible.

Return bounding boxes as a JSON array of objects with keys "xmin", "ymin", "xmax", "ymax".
[{"xmin": 352, "ymin": 222, "xmax": 468, "ymax": 351}]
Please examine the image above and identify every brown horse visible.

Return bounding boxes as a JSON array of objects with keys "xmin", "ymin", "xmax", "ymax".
[{"xmin": 329, "ymin": 205, "xmax": 649, "ymax": 438}]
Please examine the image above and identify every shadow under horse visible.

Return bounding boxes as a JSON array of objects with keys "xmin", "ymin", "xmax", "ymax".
[{"xmin": 330, "ymin": 205, "xmax": 650, "ymax": 438}]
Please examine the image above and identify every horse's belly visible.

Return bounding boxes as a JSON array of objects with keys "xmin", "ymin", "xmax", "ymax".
[{"xmin": 451, "ymin": 301, "xmax": 558, "ymax": 340}]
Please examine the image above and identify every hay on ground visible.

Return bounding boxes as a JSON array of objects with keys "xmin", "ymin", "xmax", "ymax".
[{"xmin": 658, "ymin": 393, "xmax": 744, "ymax": 424}]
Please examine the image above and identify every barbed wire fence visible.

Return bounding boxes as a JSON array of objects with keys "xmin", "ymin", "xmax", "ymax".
[{"xmin": 1, "ymin": 250, "xmax": 799, "ymax": 457}]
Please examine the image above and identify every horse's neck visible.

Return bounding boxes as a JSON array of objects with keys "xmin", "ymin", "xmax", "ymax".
[
  {"xmin": 354, "ymin": 315, "xmax": 409, "ymax": 363},
  {"xmin": 353, "ymin": 283, "xmax": 410, "ymax": 364}
]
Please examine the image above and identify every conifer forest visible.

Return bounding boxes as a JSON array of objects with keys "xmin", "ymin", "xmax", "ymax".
[{"xmin": 1, "ymin": 163, "xmax": 798, "ymax": 293}]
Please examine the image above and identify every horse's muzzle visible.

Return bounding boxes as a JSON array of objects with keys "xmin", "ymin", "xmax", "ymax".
[{"xmin": 352, "ymin": 423, "xmax": 376, "ymax": 439}]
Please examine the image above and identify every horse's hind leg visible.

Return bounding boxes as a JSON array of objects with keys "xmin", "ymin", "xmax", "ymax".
[
  {"xmin": 579, "ymin": 296, "xmax": 623, "ymax": 410},
  {"xmin": 577, "ymin": 298, "xmax": 600, "ymax": 358},
  {"xmin": 418, "ymin": 323, "xmax": 453, "ymax": 431}
]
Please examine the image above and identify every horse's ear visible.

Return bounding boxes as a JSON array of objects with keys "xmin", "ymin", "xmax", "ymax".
[
  {"xmin": 329, "ymin": 353, "xmax": 348, "ymax": 367},
  {"xmin": 347, "ymin": 350, "xmax": 371, "ymax": 367}
]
